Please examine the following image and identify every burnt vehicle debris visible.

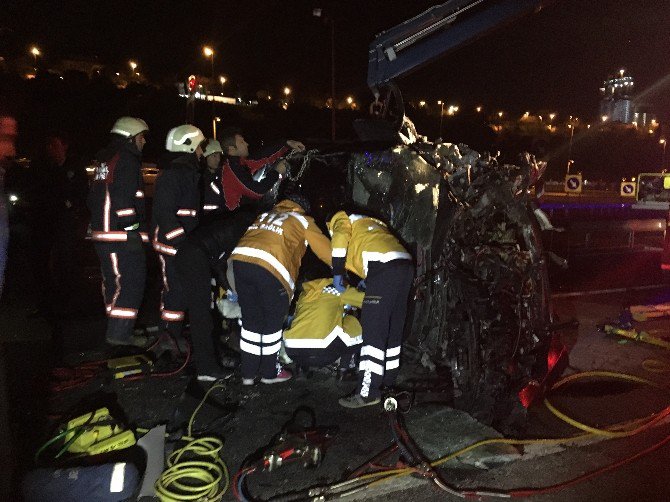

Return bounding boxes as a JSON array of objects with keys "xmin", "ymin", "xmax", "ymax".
[
  {"xmin": 283, "ymin": 0, "xmax": 565, "ymax": 431},
  {"xmin": 290, "ymin": 138, "xmax": 559, "ymax": 432}
]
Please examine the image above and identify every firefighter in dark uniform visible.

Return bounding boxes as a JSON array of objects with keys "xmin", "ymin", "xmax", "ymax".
[
  {"xmin": 200, "ymin": 139, "xmax": 225, "ymax": 223},
  {"xmin": 152, "ymin": 125, "xmax": 206, "ymax": 348},
  {"xmin": 230, "ymin": 190, "xmax": 332, "ymax": 385},
  {"xmin": 174, "ymin": 208, "xmax": 257, "ymax": 382},
  {"xmin": 328, "ymin": 211, "xmax": 413, "ymax": 408},
  {"xmin": 88, "ymin": 117, "xmax": 150, "ymax": 347},
  {"xmin": 219, "ymin": 127, "xmax": 305, "ymax": 211}
]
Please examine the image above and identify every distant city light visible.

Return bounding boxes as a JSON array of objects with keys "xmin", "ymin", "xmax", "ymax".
[
  {"xmin": 601, "ymin": 115, "xmax": 609, "ymax": 122},
  {"xmin": 475, "ymin": 106, "xmax": 482, "ymax": 113},
  {"xmin": 619, "ymin": 68, "xmax": 625, "ymax": 77},
  {"xmin": 660, "ymin": 139, "xmax": 667, "ymax": 145},
  {"xmin": 549, "ymin": 113, "xmax": 556, "ymax": 121},
  {"xmin": 219, "ymin": 76, "xmax": 226, "ymax": 85},
  {"xmin": 203, "ymin": 46, "xmax": 214, "ymax": 58},
  {"xmin": 283, "ymin": 86, "xmax": 291, "ymax": 96},
  {"xmin": 30, "ymin": 46, "xmax": 40, "ymax": 57},
  {"xmin": 523, "ymin": 111, "xmax": 530, "ymax": 118},
  {"xmin": 129, "ymin": 60, "xmax": 137, "ymax": 71},
  {"xmin": 497, "ymin": 111, "xmax": 503, "ymax": 118},
  {"xmin": 419, "ymin": 100, "xmax": 426, "ymax": 107},
  {"xmin": 346, "ymin": 96, "xmax": 354, "ymax": 105},
  {"xmin": 437, "ymin": 100, "xmax": 442, "ymax": 105}
]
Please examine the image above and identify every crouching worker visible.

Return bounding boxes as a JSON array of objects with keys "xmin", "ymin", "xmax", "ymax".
[
  {"xmin": 283, "ymin": 278, "xmax": 364, "ymax": 373},
  {"xmin": 174, "ymin": 208, "xmax": 257, "ymax": 383},
  {"xmin": 230, "ymin": 188, "xmax": 331, "ymax": 385},
  {"xmin": 328, "ymin": 211, "xmax": 413, "ymax": 408}
]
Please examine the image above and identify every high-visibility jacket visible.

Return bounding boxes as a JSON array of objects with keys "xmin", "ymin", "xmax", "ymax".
[
  {"xmin": 231, "ymin": 200, "xmax": 331, "ymax": 295},
  {"xmin": 283, "ymin": 279, "xmax": 364, "ymax": 350},
  {"xmin": 328, "ymin": 211, "xmax": 411, "ymax": 279}
]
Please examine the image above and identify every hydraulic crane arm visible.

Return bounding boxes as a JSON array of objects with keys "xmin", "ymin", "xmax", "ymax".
[{"xmin": 367, "ymin": 0, "xmax": 554, "ymax": 98}]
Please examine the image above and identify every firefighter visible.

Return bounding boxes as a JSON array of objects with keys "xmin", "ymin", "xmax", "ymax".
[
  {"xmin": 230, "ymin": 188, "xmax": 331, "ymax": 385},
  {"xmin": 152, "ymin": 125, "xmax": 206, "ymax": 350},
  {"xmin": 219, "ymin": 127, "xmax": 304, "ymax": 211},
  {"xmin": 200, "ymin": 139, "xmax": 224, "ymax": 223},
  {"xmin": 174, "ymin": 208, "xmax": 257, "ymax": 382},
  {"xmin": 282, "ymin": 278, "xmax": 364, "ymax": 371},
  {"xmin": 328, "ymin": 211, "xmax": 413, "ymax": 408},
  {"xmin": 88, "ymin": 117, "xmax": 150, "ymax": 347}
]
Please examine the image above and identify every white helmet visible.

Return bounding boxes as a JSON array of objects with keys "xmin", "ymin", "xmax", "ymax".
[
  {"xmin": 203, "ymin": 139, "xmax": 223, "ymax": 158},
  {"xmin": 165, "ymin": 125, "xmax": 206, "ymax": 153},
  {"xmin": 110, "ymin": 117, "xmax": 148, "ymax": 138}
]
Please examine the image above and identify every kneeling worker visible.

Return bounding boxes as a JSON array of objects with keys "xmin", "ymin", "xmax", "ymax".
[
  {"xmin": 328, "ymin": 211, "xmax": 413, "ymax": 408},
  {"xmin": 283, "ymin": 278, "xmax": 364, "ymax": 370},
  {"xmin": 230, "ymin": 189, "xmax": 332, "ymax": 385}
]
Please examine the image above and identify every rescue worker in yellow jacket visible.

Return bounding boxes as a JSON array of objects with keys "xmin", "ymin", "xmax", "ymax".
[
  {"xmin": 230, "ymin": 189, "xmax": 331, "ymax": 385},
  {"xmin": 283, "ymin": 278, "xmax": 364, "ymax": 370},
  {"xmin": 328, "ymin": 211, "xmax": 413, "ymax": 408}
]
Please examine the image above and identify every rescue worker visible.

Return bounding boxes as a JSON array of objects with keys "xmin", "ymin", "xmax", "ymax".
[
  {"xmin": 328, "ymin": 211, "xmax": 413, "ymax": 408},
  {"xmin": 174, "ymin": 208, "xmax": 257, "ymax": 382},
  {"xmin": 219, "ymin": 127, "xmax": 305, "ymax": 211},
  {"xmin": 0, "ymin": 106, "xmax": 17, "ymax": 299},
  {"xmin": 29, "ymin": 132, "xmax": 89, "ymax": 316},
  {"xmin": 230, "ymin": 188, "xmax": 332, "ymax": 385},
  {"xmin": 200, "ymin": 139, "xmax": 225, "ymax": 223},
  {"xmin": 283, "ymin": 278, "xmax": 364, "ymax": 371},
  {"xmin": 152, "ymin": 124, "xmax": 206, "ymax": 348},
  {"xmin": 88, "ymin": 117, "xmax": 150, "ymax": 347}
]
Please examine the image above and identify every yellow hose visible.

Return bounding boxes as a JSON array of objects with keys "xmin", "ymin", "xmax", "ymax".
[
  {"xmin": 153, "ymin": 383, "xmax": 230, "ymax": 502},
  {"xmin": 350, "ymin": 369, "xmax": 670, "ymax": 491}
]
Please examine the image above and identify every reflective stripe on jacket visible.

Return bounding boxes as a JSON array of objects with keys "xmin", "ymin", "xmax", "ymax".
[
  {"xmin": 328, "ymin": 211, "xmax": 411, "ymax": 278},
  {"xmin": 283, "ymin": 278, "xmax": 364, "ymax": 349},
  {"xmin": 231, "ymin": 200, "xmax": 331, "ymax": 295}
]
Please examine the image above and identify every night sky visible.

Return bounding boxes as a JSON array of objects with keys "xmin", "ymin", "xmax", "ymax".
[{"xmin": 3, "ymin": 0, "xmax": 670, "ymax": 120}]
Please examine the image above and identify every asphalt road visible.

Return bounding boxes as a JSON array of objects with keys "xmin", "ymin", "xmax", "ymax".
[{"xmin": 1, "ymin": 237, "xmax": 669, "ymax": 500}]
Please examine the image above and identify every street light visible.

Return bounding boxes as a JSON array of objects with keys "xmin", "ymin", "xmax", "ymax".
[
  {"xmin": 203, "ymin": 46, "xmax": 215, "ymax": 123},
  {"xmin": 129, "ymin": 60, "xmax": 137, "ymax": 72},
  {"xmin": 549, "ymin": 113, "xmax": 556, "ymax": 122},
  {"xmin": 419, "ymin": 100, "xmax": 426, "ymax": 108},
  {"xmin": 437, "ymin": 100, "xmax": 444, "ymax": 138},
  {"xmin": 203, "ymin": 46, "xmax": 215, "ymax": 89},
  {"xmin": 475, "ymin": 106, "xmax": 482, "ymax": 113},
  {"xmin": 30, "ymin": 46, "xmax": 40, "ymax": 69},
  {"xmin": 660, "ymin": 138, "xmax": 667, "ymax": 170},
  {"xmin": 219, "ymin": 76, "xmax": 226, "ymax": 95},
  {"xmin": 212, "ymin": 116, "xmax": 221, "ymax": 140},
  {"xmin": 566, "ymin": 122, "xmax": 575, "ymax": 175}
]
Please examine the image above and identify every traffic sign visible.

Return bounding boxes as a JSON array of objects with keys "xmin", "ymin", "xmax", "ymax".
[
  {"xmin": 620, "ymin": 181, "xmax": 636, "ymax": 197},
  {"xmin": 564, "ymin": 174, "xmax": 582, "ymax": 194},
  {"xmin": 187, "ymin": 75, "xmax": 197, "ymax": 93}
]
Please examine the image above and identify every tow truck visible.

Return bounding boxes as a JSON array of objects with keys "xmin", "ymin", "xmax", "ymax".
[{"xmin": 300, "ymin": 0, "xmax": 565, "ymax": 431}]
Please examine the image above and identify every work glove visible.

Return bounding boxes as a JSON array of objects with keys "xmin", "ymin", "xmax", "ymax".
[
  {"xmin": 323, "ymin": 275, "xmax": 345, "ymax": 296},
  {"xmin": 332, "ymin": 275, "xmax": 346, "ymax": 294},
  {"xmin": 357, "ymin": 279, "xmax": 366, "ymax": 292},
  {"xmin": 126, "ymin": 230, "xmax": 143, "ymax": 253},
  {"xmin": 226, "ymin": 290, "xmax": 238, "ymax": 303}
]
